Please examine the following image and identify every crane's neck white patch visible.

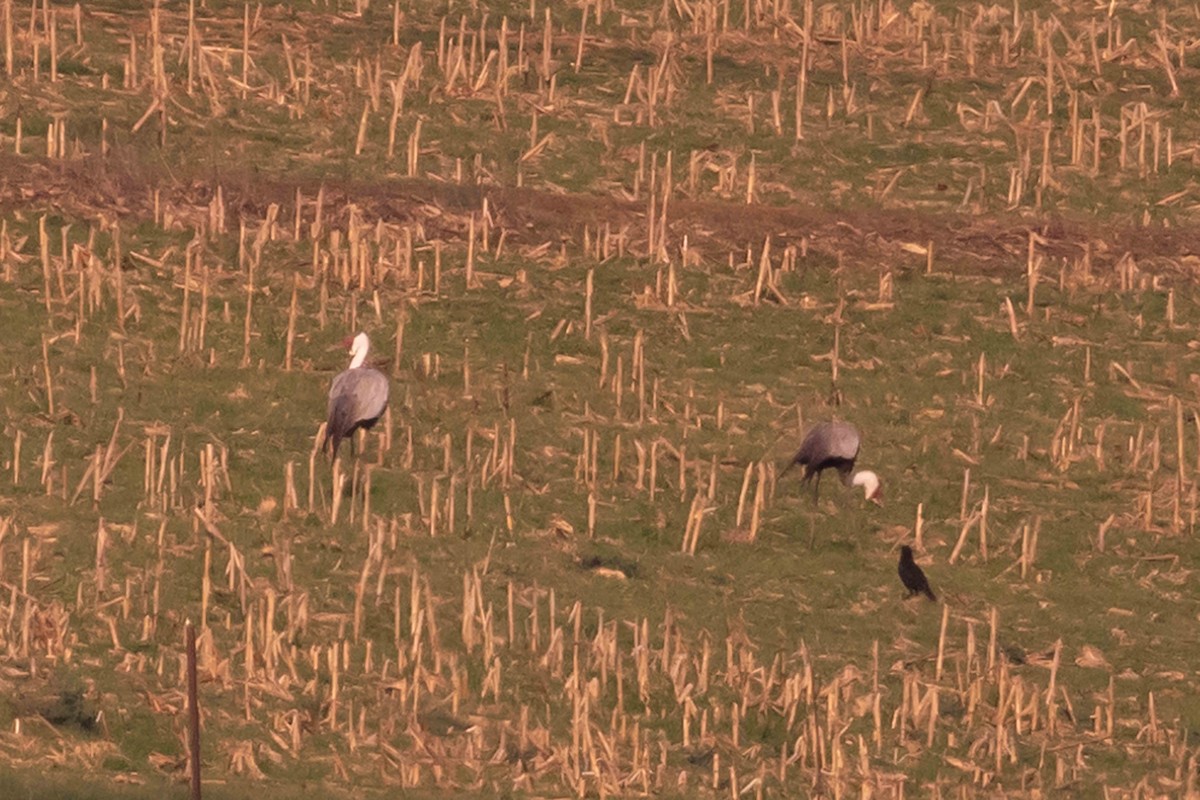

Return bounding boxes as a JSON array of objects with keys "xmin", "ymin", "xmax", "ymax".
[{"xmin": 349, "ymin": 333, "xmax": 370, "ymax": 369}]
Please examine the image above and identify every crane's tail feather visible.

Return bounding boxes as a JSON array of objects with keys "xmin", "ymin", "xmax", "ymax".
[
  {"xmin": 323, "ymin": 429, "xmax": 343, "ymax": 460},
  {"xmin": 924, "ymin": 587, "xmax": 937, "ymax": 602},
  {"xmin": 325, "ymin": 396, "xmax": 356, "ymax": 460}
]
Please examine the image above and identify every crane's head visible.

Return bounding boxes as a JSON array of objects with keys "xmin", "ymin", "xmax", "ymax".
[{"xmin": 851, "ymin": 470, "xmax": 883, "ymax": 506}]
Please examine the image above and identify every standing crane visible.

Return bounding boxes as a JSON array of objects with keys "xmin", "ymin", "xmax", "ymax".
[
  {"xmin": 781, "ymin": 421, "xmax": 883, "ymax": 504},
  {"xmin": 324, "ymin": 332, "xmax": 389, "ymax": 460}
]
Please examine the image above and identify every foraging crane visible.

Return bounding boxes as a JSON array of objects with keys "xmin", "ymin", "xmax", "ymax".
[
  {"xmin": 324, "ymin": 332, "xmax": 389, "ymax": 460},
  {"xmin": 898, "ymin": 545, "xmax": 937, "ymax": 601},
  {"xmin": 781, "ymin": 421, "xmax": 882, "ymax": 505}
]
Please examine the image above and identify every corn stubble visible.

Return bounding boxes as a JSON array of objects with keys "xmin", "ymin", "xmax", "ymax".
[{"xmin": 0, "ymin": 0, "xmax": 1197, "ymax": 796}]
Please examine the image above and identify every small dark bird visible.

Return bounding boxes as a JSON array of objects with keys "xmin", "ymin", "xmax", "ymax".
[
  {"xmin": 324, "ymin": 332, "xmax": 390, "ymax": 460},
  {"xmin": 898, "ymin": 545, "xmax": 936, "ymax": 601},
  {"xmin": 1000, "ymin": 643, "xmax": 1026, "ymax": 665},
  {"xmin": 781, "ymin": 421, "xmax": 883, "ymax": 504}
]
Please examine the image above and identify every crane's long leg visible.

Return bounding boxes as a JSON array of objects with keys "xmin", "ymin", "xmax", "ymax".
[
  {"xmin": 812, "ymin": 470, "xmax": 822, "ymax": 503},
  {"xmin": 354, "ymin": 430, "xmax": 368, "ymax": 500}
]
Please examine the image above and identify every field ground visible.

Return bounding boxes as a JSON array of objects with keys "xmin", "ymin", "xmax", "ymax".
[{"xmin": 2, "ymin": 0, "xmax": 1200, "ymax": 797}]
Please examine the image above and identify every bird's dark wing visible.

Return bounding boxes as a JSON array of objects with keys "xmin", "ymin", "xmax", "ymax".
[
  {"xmin": 328, "ymin": 368, "xmax": 351, "ymax": 410},
  {"xmin": 792, "ymin": 422, "xmax": 832, "ymax": 465},
  {"xmin": 325, "ymin": 398, "xmax": 351, "ymax": 456}
]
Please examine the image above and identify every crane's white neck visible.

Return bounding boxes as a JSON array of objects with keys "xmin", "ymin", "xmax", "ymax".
[
  {"xmin": 348, "ymin": 332, "xmax": 370, "ymax": 369},
  {"xmin": 851, "ymin": 470, "xmax": 882, "ymax": 504}
]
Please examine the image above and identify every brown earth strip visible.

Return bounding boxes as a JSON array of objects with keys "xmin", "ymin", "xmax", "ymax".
[{"xmin": 4, "ymin": 153, "xmax": 1199, "ymax": 281}]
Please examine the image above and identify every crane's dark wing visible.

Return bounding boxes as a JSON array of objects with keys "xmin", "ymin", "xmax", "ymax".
[{"xmin": 792, "ymin": 422, "xmax": 831, "ymax": 466}]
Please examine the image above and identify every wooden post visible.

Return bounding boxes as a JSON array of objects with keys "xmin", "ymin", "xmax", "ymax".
[{"xmin": 186, "ymin": 620, "xmax": 202, "ymax": 800}]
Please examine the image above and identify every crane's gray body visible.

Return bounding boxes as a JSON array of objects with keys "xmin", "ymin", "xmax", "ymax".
[
  {"xmin": 325, "ymin": 366, "xmax": 390, "ymax": 458},
  {"xmin": 783, "ymin": 421, "xmax": 861, "ymax": 498}
]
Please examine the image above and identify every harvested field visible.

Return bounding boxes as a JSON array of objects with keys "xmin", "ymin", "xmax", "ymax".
[{"xmin": 2, "ymin": 0, "xmax": 1200, "ymax": 797}]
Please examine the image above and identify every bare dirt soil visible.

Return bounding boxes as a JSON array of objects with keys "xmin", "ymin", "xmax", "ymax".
[{"xmin": 9, "ymin": 152, "xmax": 1200, "ymax": 282}]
